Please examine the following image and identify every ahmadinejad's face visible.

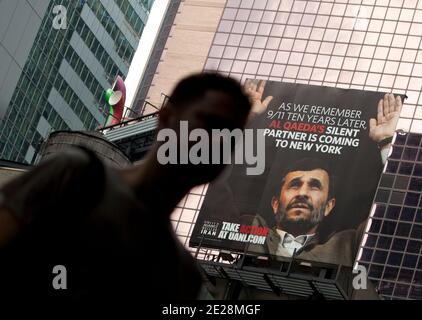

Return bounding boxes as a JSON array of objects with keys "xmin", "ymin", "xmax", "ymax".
[{"xmin": 272, "ymin": 169, "xmax": 336, "ymax": 236}]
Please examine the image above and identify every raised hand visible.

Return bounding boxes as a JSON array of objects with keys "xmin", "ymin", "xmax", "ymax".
[
  {"xmin": 244, "ymin": 79, "xmax": 273, "ymax": 121},
  {"xmin": 369, "ymin": 93, "xmax": 402, "ymax": 143}
]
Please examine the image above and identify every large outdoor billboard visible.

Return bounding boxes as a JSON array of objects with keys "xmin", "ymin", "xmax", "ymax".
[{"xmin": 190, "ymin": 80, "xmax": 403, "ymax": 267}]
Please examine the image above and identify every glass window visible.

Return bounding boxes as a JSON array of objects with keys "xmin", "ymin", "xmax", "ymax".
[
  {"xmin": 245, "ymin": 22, "xmax": 259, "ymax": 34},
  {"xmin": 268, "ymin": 0, "xmax": 284, "ymax": 10},
  {"xmin": 411, "ymin": 224, "xmax": 422, "ymax": 239},
  {"xmin": 244, "ymin": 61, "xmax": 259, "ymax": 74},
  {"xmin": 387, "ymin": 252, "xmax": 403, "ymax": 266},
  {"xmin": 373, "ymin": 250, "xmax": 388, "ymax": 263},
  {"xmin": 391, "ymin": 147, "xmax": 404, "ymax": 160},
  {"xmin": 292, "ymin": 0, "xmax": 306, "ymax": 12},
  {"xmin": 236, "ymin": 48, "xmax": 251, "ymax": 60},
  {"xmin": 285, "ymin": 65, "xmax": 299, "ymax": 77},
  {"xmin": 405, "ymin": 192, "xmax": 420, "ymax": 206},
  {"xmin": 262, "ymin": 11, "xmax": 276, "ymax": 23},
  {"xmin": 227, "ymin": 34, "xmax": 241, "ymax": 46},
  {"xmin": 293, "ymin": 40, "xmax": 307, "ymax": 52},
  {"xmin": 369, "ymin": 218, "xmax": 382, "ymax": 233},
  {"xmin": 409, "ymin": 178, "xmax": 422, "ymax": 192},
  {"xmin": 214, "ymin": 33, "xmax": 229, "ymax": 46},
  {"xmin": 223, "ymin": 47, "xmax": 237, "ymax": 59},
  {"xmin": 240, "ymin": 0, "xmax": 254, "ymax": 9},
  {"xmin": 394, "ymin": 176, "xmax": 409, "ymax": 189},
  {"xmin": 365, "ymin": 234, "xmax": 378, "ymax": 247},
  {"xmin": 289, "ymin": 52, "xmax": 303, "ymax": 64},
  {"xmin": 236, "ymin": 9, "xmax": 251, "ymax": 21},
  {"xmin": 310, "ymin": 28, "xmax": 324, "ymax": 40},
  {"xmin": 254, "ymin": 36, "xmax": 268, "ymax": 48},
  {"xmin": 209, "ymin": 46, "xmax": 225, "ymax": 58},
  {"xmin": 407, "ymin": 240, "xmax": 421, "ymax": 254},
  {"xmin": 396, "ymin": 223, "xmax": 411, "ymax": 237},
  {"xmin": 232, "ymin": 21, "xmax": 246, "ymax": 33},
  {"xmin": 402, "ymin": 254, "xmax": 418, "ymax": 268},
  {"xmin": 301, "ymin": 14, "xmax": 316, "ymax": 26},
  {"xmin": 222, "ymin": 8, "xmax": 237, "ymax": 20},
  {"xmin": 275, "ymin": 51, "xmax": 289, "ymax": 64},
  {"xmin": 320, "ymin": 42, "xmax": 335, "ymax": 55},
  {"xmin": 378, "ymin": 281, "xmax": 395, "ymax": 296},
  {"xmin": 398, "ymin": 269, "xmax": 414, "ymax": 283},
  {"xmin": 368, "ymin": 264, "xmax": 383, "ymax": 278},
  {"xmin": 249, "ymin": 48, "xmax": 264, "ymax": 61},
  {"xmin": 390, "ymin": 191, "xmax": 405, "ymax": 205},
  {"xmin": 413, "ymin": 164, "xmax": 422, "ymax": 177},
  {"xmin": 231, "ymin": 61, "xmax": 246, "ymax": 73},
  {"xmin": 240, "ymin": 35, "xmax": 254, "ymax": 46},
  {"xmin": 409, "ymin": 286, "xmax": 422, "ymax": 300},
  {"xmin": 283, "ymin": 25, "xmax": 298, "ymax": 38},
  {"xmin": 391, "ymin": 238, "xmax": 407, "ymax": 251},
  {"xmin": 375, "ymin": 189, "xmax": 390, "ymax": 203},
  {"xmin": 218, "ymin": 59, "xmax": 233, "ymax": 72},
  {"xmin": 258, "ymin": 63, "xmax": 272, "ymax": 75},
  {"xmin": 271, "ymin": 64, "xmax": 285, "ymax": 77},
  {"xmin": 374, "ymin": 205, "xmax": 386, "ymax": 218},
  {"xmin": 332, "ymin": 3, "xmax": 346, "ymax": 15},
  {"xmin": 262, "ymin": 50, "xmax": 276, "ymax": 62},
  {"xmin": 407, "ymin": 134, "xmax": 421, "ymax": 146},
  {"xmin": 378, "ymin": 236, "xmax": 392, "ymax": 249},
  {"xmin": 218, "ymin": 20, "xmax": 233, "ymax": 32},
  {"xmin": 384, "ymin": 221, "xmax": 400, "ymax": 238},
  {"xmin": 360, "ymin": 248, "xmax": 373, "ymax": 261},
  {"xmin": 249, "ymin": 10, "xmax": 263, "ymax": 22},
  {"xmin": 258, "ymin": 23, "xmax": 272, "ymax": 36},
  {"xmin": 401, "ymin": 207, "xmax": 416, "ymax": 221},
  {"xmin": 275, "ymin": 12, "xmax": 289, "ymax": 24},
  {"xmin": 270, "ymin": 24, "xmax": 285, "ymax": 37}
]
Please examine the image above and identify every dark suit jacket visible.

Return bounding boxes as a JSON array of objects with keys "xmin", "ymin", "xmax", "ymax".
[{"xmin": 241, "ymin": 215, "xmax": 359, "ymax": 266}]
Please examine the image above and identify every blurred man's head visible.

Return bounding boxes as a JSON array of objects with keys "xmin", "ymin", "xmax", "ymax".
[
  {"xmin": 156, "ymin": 73, "xmax": 251, "ymax": 185},
  {"xmin": 159, "ymin": 73, "xmax": 250, "ymax": 131},
  {"xmin": 272, "ymin": 158, "xmax": 336, "ymax": 237}
]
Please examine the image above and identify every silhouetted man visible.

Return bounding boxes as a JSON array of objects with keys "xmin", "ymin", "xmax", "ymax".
[{"xmin": 0, "ymin": 73, "xmax": 251, "ymax": 303}]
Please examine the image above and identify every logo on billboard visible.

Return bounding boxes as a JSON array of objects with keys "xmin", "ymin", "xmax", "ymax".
[
  {"xmin": 217, "ymin": 222, "xmax": 269, "ymax": 245},
  {"xmin": 200, "ymin": 220, "xmax": 219, "ymax": 237}
]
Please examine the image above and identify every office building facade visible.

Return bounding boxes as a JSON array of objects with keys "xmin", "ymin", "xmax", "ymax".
[
  {"xmin": 0, "ymin": 0, "xmax": 153, "ymax": 163},
  {"xmin": 357, "ymin": 131, "xmax": 422, "ymax": 300}
]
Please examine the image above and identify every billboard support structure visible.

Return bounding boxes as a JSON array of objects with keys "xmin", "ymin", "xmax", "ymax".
[{"xmin": 196, "ymin": 240, "xmax": 353, "ymax": 300}]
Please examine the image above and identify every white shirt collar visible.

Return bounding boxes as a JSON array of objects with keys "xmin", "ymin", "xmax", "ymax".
[{"xmin": 275, "ymin": 229, "xmax": 316, "ymax": 257}]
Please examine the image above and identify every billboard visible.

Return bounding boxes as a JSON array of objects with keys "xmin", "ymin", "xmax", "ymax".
[{"xmin": 190, "ymin": 80, "xmax": 403, "ymax": 267}]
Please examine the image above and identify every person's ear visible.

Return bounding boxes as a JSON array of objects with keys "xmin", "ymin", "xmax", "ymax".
[
  {"xmin": 271, "ymin": 196, "xmax": 279, "ymax": 215},
  {"xmin": 324, "ymin": 198, "xmax": 336, "ymax": 217}
]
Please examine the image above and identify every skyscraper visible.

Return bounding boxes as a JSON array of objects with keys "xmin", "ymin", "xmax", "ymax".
[
  {"xmin": 0, "ymin": 0, "xmax": 154, "ymax": 164},
  {"xmin": 357, "ymin": 131, "xmax": 422, "ymax": 300}
]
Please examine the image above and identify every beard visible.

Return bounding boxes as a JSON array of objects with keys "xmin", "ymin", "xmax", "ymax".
[{"xmin": 274, "ymin": 196, "xmax": 327, "ymax": 236}]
